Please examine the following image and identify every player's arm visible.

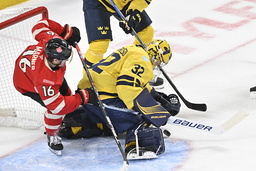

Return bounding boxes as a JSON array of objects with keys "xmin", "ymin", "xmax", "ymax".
[
  {"xmin": 119, "ymin": 0, "xmax": 152, "ymax": 33},
  {"xmin": 32, "ymin": 19, "xmax": 80, "ymax": 47},
  {"xmin": 36, "ymin": 83, "xmax": 98, "ymax": 115},
  {"xmin": 32, "ymin": 19, "xmax": 63, "ymax": 42}
]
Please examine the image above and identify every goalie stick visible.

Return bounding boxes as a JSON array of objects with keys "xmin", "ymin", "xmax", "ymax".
[
  {"xmin": 161, "ymin": 110, "xmax": 249, "ymax": 134},
  {"xmin": 109, "ymin": 0, "xmax": 207, "ymax": 112},
  {"xmin": 75, "ymin": 43, "xmax": 129, "ymax": 170}
]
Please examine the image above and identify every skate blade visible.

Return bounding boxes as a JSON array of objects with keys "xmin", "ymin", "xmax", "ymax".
[
  {"xmin": 49, "ymin": 148, "xmax": 62, "ymax": 156},
  {"xmin": 127, "ymin": 151, "xmax": 158, "ymax": 160}
]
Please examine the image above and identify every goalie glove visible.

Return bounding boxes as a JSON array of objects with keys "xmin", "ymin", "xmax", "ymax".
[
  {"xmin": 151, "ymin": 88, "xmax": 181, "ymax": 116},
  {"xmin": 60, "ymin": 24, "xmax": 81, "ymax": 47},
  {"xmin": 119, "ymin": 9, "xmax": 142, "ymax": 34}
]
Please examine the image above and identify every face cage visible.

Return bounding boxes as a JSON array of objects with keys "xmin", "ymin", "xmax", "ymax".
[
  {"xmin": 152, "ymin": 55, "xmax": 166, "ymax": 68},
  {"xmin": 56, "ymin": 51, "xmax": 73, "ymax": 67},
  {"xmin": 46, "ymin": 50, "xmax": 73, "ymax": 62}
]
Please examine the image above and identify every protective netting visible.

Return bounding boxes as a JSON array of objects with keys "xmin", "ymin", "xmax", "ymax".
[{"xmin": 0, "ymin": 7, "xmax": 48, "ymax": 129}]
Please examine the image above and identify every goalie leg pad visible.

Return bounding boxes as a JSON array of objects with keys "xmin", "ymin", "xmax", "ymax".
[
  {"xmin": 133, "ymin": 88, "xmax": 171, "ymax": 127},
  {"xmin": 58, "ymin": 107, "xmax": 104, "ymax": 139},
  {"xmin": 82, "ymin": 99, "xmax": 143, "ymax": 134},
  {"xmin": 125, "ymin": 124, "xmax": 165, "ymax": 155}
]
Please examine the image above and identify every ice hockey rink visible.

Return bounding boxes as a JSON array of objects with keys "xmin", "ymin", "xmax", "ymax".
[{"xmin": 1, "ymin": 0, "xmax": 256, "ymax": 170}]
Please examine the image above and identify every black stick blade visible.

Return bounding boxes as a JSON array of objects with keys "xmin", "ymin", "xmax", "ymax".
[{"xmin": 159, "ymin": 67, "xmax": 207, "ymax": 112}]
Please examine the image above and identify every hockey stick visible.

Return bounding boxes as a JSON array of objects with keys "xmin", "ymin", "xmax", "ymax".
[
  {"xmin": 159, "ymin": 67, "xmax": 207, "ymax": 111},
  {"xmin": 109, "ymin": 0, "xmax": 146, "ymax": 48},
  {"xmin": 75, "ymin": 43, "xmax": 129, "ymax": 170},
  {"xmin": 109, "ymin": 0, "xmax": 207, "ymax": 112},
  {"xmin": 162, "ymin": 110, "xmax": 249, "ymax": 134},
  {"xmin": 104, "ymin": 104, "xmax": 248, "ymax": 135}
]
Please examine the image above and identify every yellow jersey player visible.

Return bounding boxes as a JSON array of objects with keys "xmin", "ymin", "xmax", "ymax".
[
  {"xmin": 75, "ymin": 39, "xmax": 181, "ymax": 159},
  {"xmin": 82, "ymin": 0, "xmax": 164, "ymax": 88}
]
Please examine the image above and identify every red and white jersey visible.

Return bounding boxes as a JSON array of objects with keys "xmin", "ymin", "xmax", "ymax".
[{"xmin": 13, "ymin": 19, "xmax": 82, "ymax": 116}]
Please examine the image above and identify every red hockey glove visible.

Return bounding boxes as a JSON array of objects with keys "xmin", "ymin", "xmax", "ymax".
[
  {"xmin": 76, "ymin": 88, "xmax": 98, "ymax": 105},
  {"xmin": 60, "ymin": 24, "xmax": 81, "ymax": 47}
]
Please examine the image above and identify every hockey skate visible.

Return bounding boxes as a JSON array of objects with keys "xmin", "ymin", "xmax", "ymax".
[
  {"xmin": 47, "ymin": 134, "xmax": 63, "ymax": 155},
  {"xmin": 250, "ymin": 86, "xmax": 256, "ymax": 99}
]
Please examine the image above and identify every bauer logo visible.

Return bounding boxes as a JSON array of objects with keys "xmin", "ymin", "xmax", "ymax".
[{"xmin": 172, "ymin": 119, "xmax": 213, "ymax": 131}]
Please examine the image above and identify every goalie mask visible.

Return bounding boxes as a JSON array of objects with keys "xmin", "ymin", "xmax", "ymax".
[
  {"xmin": 45, "ymin": 38, "xmax": 72, "ymax": 60},
  {"xmin": 146, "ymin": 39, "xmax": 172, "ymax": 67}
]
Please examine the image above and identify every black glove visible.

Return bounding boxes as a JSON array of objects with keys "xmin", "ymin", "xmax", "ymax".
[
  {"xmin": 86, "ymin": 88, "xmax": 99, "ymax": 105},
  {"xmin": 151, "ymin": 88, "xmax": 181, "ymax": 116},
  {"xmin": 119, "ymin": 20, "xmax": 132, "ymax": 34},
  {"xmin": 126, "ymin": 9, "xmax": 142, "ymax": 28},
  {"xmin": 119, "ymin": 9, "xmax": 142, "ymax": 34},
  {"xmin": 76, "ymin": 88, "xmax": 98, "ymax": 106},
  {"xmin": 60, "ymin": 24, "xmax": 81, "ymax": 47}
]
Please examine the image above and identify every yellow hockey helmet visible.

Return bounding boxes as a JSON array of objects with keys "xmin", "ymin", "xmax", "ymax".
[{"xmin": 146, "ymin": 39, "xmax": 172, "ymax": 67}]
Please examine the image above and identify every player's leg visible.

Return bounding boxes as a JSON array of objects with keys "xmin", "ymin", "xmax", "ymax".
[
  {"xmin": 82, "ymin": 97, "xmax": 143, "ymax": 134},
  {"xmin": 125, "ymin": 123, "xmax": 165, "ymax": 159},
  {"xmin": 83, "ymin": 0, "xmax": 112, "ymax": 66},
  {"xmin": 44, "ymin": 78, "xmax": 77, "ymax": 154},
  {"xmin": 44, "ymin": 111, "xmax": 64, "ymax": 155},
  {"xmin": 38, "ymin": 78, "xmax": 72, "ymax": 155},
  {"xmin": 22, "ymin": 91, "xmax": 64, "ymax": 155}
]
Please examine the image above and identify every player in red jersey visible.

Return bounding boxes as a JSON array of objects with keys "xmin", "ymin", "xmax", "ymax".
[{"xmin": 13, "ymin": 19, "xmax": 98, "ymax": 155}]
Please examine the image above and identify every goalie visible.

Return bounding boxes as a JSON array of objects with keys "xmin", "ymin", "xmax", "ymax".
[{"xmin": 75, "ymin": 39, "xmax": 181, "ymax": 159}]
